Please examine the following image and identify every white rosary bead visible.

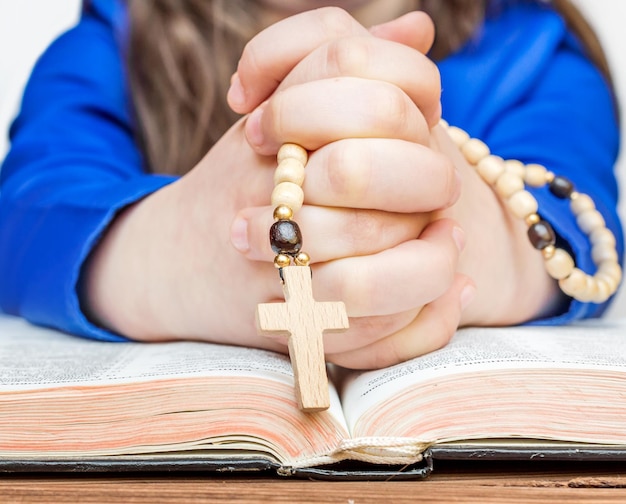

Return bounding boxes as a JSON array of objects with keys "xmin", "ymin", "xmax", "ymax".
[
  {"xmin": 274, "ymin": 157, "xmax": 306, "ymax": 186},
  {"xmin": 476, "ymin": 155, "xmax": 505, "ymax": 184},
  {"xmin": 271, "ymin": 181, "xmax": 304, "ymax": 213},
  {"xmin": 544, "ymin": 248, "xmax": 575, "ymax": 280},
  {"xmin": 577, "ymin": 209, "xmax": 605, "ymax": 234},
  {"xmin": 524, "ymin": 163, "xmax": 549, "ymax": 187},
  {"xmin": 447, "ymin": 126, "xmax": 470, "ymax": 147},
  {"xmin": 570, "ymin": 193, "xmax": 595, "ymax": 215},
  {"xmin": 504, "ymin": 159, "xmax": 526, "ymax": 178},
  {"xmin": 277, "ymin": 143, "xmax": 308, "ymax": 166},
  {"xmin": 461, "ymin": 138, "xmax": 490, "ymax": 165},
  {"xmin": 495, "ymin": 171, "xmax": 525, "ymax": 199},
  {"xmin": 507, "ymin": 190, "xmax": 539, "ymax": 220}
]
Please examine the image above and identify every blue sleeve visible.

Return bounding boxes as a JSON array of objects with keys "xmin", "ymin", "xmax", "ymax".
[
  {"xmin": 0, "ymin": 3, "xmax": 177, "ymax": 340},
  {"xmin": 439, "ymin": 3, "xmax": 623, "ymax": 323}
]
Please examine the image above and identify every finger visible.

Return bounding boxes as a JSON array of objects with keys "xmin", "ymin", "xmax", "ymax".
[
  {"xmin": 245, "ymin": 77, "xmax": 430, "ymax": 155},
  {"xmin": 304, "ymin": 138, "xmax": 460, "ymax": 212},
  {"xmin": 228, "ymin": 7, "xmax": 368, "ymax": 114},
  {"xmin": 327, "ymin": 274, "xmax": 476, "ymax": 369},
  {"xmin": 274, "ymin": 35, "xmax": 441, "ymax": 128},
  {"xmin": 369, "ymin": 11, "xmax": 435, "ymax": 54},
  {"xmin": 316, "ymin": 218, "xmax": 465, "ymax": 317},
  {"xmin": 231, "ymin": 204, "xmax": 430, "ymax": 263}
]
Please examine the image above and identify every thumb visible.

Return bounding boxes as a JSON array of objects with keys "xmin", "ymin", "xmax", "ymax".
[{"xmin": 369, "ymin": 11, "xmax": 435, "ymax": 54}]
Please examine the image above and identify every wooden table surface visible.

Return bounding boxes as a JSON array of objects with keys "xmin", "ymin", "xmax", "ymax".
[{"xmin": 2, "ymin": 461, "xmax": 626, "ymax": 503}]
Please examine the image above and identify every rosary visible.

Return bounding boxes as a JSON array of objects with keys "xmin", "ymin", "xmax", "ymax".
[
  {"xmin": 256, "ymin": 143, "xmax": 349, "ymax": 413},
  {"xmin": 257, "ymin": 126, "xmax": 622, "ymax": 413}
]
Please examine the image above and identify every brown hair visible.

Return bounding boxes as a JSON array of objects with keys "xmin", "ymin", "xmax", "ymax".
[{"xmin": 126, "ymin": 0, "xmax": 613, "ymax": 176}]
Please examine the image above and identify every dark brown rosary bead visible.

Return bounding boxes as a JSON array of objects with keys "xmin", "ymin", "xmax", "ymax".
[
  {"xmin": 528, "ymin": 220, "xmax": 556, "ymax": 250},
  {"xmin": 549, "ymin": 175, "xmax": 574, "ymax": 199},
  {"xmin": 270, "ymin": 219, "xmax": 303, "ymax": 255}
]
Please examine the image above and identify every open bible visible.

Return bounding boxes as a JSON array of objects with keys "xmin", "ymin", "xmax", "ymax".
[{"xmin": 1, "ymin": 314, "xmax": 626, "ymax": 478}]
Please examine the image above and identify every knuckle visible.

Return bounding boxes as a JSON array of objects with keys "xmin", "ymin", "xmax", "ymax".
[
  {"xmin": 265, "ymin": 91, "xmax": 288, "ymax": 140},
  {"xmin": 325, "ymin": 141, "xmax": 372, "ymax": 201},
  {"xmin": 316, "ymin": 7, "xmax": 359, "ymax": 38},
  {"xmin": 327, "ymin": 36, "xmax": 372, "ymax": 77},
  {"xmin": 373, "ymin": 86, "xmax": 415, "ymax": 138}
]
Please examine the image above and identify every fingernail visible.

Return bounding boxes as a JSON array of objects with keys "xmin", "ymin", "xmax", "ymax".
[
  {"xmin": 245, "ymin": 106, "xmax": 265, "ymax": 147},
  {"xmin": 230, "ymin": 216, "xmax": 249, "ymax": 253},
  {"xmin": 460, "ymin": 283, "xmax": 476, "ymax": 311},
  {"xmin": 227, "ymin": 73, "xmax": 245, "ymax": 109},
  {"xmin": 452, "ymin": 226, "xmax": 465, "ymax": 252}
]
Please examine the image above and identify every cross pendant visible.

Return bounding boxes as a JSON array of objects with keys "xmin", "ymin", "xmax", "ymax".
[{"xmin": 256, "ymin": 266, "xmax": 349, "ymax": 412}]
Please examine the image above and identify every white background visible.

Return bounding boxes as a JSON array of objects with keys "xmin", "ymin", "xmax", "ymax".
[{"xmin": 0, "ymin": 0, "xmax": 624, "ymax": 317}]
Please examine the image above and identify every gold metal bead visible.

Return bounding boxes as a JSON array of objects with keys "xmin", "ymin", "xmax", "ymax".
[
  {"xmin": 273, "ymin": 205, "xmax": 293, "ymax": 221},
  {"xmin": 570, "ymin": 191, "xmax": 579, "ymax": 201},
  {"xmin": 525, "ymin": 214, "xmax": 540, "ymax": 226},
  {"xmin": 545, "ymin": 171, "xmax": 555, "ymax": 183},
  {"xmin": 542, "ymin": 245, "xmax": 556, "ymax": 260},
  {"xmin": 294, "ymin": 252, "xmax": 311, "ymax": 266},
  {"xmin": 274, "ymin": 254, "xmax": 291, "ymax": 268}
]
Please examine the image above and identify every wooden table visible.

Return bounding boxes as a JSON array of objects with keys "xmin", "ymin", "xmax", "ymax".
[{"xmin": 3, "ymin": 461, "xmax": 626, "ymax": 503}]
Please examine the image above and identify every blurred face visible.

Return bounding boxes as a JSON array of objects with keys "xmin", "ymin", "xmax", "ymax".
[{"xmin": 256, "ymin": 0, "xmax": 419, "ymax": 27}]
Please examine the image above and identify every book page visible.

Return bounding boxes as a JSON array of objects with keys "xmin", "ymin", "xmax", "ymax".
[
  {"xmin": 340, "ymin": 320, "xmax": 626, "ymax": 433},
  {"xmin": 0, "ymin": 316, "xmax": 295, "ymax": 389},
  {"xmin": 0, "ymin": 315, "xmax": 350, "ymax": 462},
  {"xmin": 0, "ymin": 315, "xmax": 346, "ymax": 426}
]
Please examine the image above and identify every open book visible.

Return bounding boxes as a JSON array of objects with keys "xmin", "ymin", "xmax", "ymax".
[{"xmin": 1, "ymin": 314, "xmax": 626, "ymax": 478}]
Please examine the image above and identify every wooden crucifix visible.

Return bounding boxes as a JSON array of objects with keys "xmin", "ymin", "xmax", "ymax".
[{"xmin": 256, "ymin": 266, "xmax": 349, "ymax": 412}]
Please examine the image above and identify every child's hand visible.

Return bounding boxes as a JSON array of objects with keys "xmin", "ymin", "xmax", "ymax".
[{"xmin": 222, "ymin": 8, "xmax": 473, "ymax": 368}]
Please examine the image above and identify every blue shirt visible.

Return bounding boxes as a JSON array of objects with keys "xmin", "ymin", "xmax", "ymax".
[{"xmin": 0, "ymin": 0, "xmax": 622, "ymax": 340}]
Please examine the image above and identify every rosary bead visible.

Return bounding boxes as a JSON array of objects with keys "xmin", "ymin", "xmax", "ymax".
[
  {"xmin": 524, "ymin": 163, "xmax": 548, "ymax": 187},
  {"xmin": 461, "ymin": 138, "xmax": 490, "ymax": 165},
  {"xmin": 592, "ymin": 278, "xmax": 612, "ymax": 303},
  {"xmin": 277, "ymin": 143, "xmax": 308, "ymax": 166},
  {"xmin": 595, "ymin": 270, "xmax": 620, "ymax": 293},
  {"xmin": 525, "ymin": 213, "xmax": 541, "ymax": 226},
  {"xmin": 576, "ymin": 209, "xmax": 605, "ymax": 234},
  {"xmin": 598, "ymin": 260, "xmax": 623, "ymax": 284},
  {"xmin": 592, "ymin": 242, "xmax": 619, "ymax": 264},
  {"xmin": 570, "ymin": 193, "xmax": 595, "ymax": 215},
  {"xmin": 559, "ymin": 268, "xmax": 587, "ymax": 298},
  {"xmin": 527, "ymin": 220, "xmax": 556, "ymax": 250},
  {"xmin": 590, "ymin": 227, "xmax": 616, "ymax": 247},
  {"xmin": 274, "ymin": 157, "xmax": 306, "ymax": 186},
  {"xmin": 542, "ymin": 244, "xmax": 556, "ymax": 260},
  {"xmin": 273, "ymin": 205, "xmax": 294, "ymax": 221},
  {"xmin": 495, "ymin": 171, "xmax": 524, "ymax": 199},
  {"xmin": 274, "ymin": 254, "xmax": 292, "ymax": 268},
  {"xmin": 504, "ymin": 159, "xmax": 526, "ymax": 178},
  {"xmin": 271, "ymin": 181, "xmax": 304, "ymax": 213},
  {"xmin": 476, "ymin": 155, "xmax": 505, "ymax": 184},
  {"xmin": 270, "ymin": 219, "xmax": 303, "ymax": 255},
  {"xmin": 447, "ymin": 126, "xmax": 470, "ymax": 147},
  {"xmin": 294, "ymin": 251, "xmax": 311, "ymax": 266},
  {"xmin": 507, "ymin": 189, "xmax": 538, "ymax": 219},
  {"xmin": 544, "ymin": 248, "xmax": 575, "ymax": 280},
  {"xmin": 549, "ymin": 175, "xmax": 575, "ymax": 199}
]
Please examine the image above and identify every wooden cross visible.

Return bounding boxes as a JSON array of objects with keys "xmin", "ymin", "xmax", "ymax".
[{"xmin": 256, "ymin": 266, "xmax": 349, "ymax": 412}]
